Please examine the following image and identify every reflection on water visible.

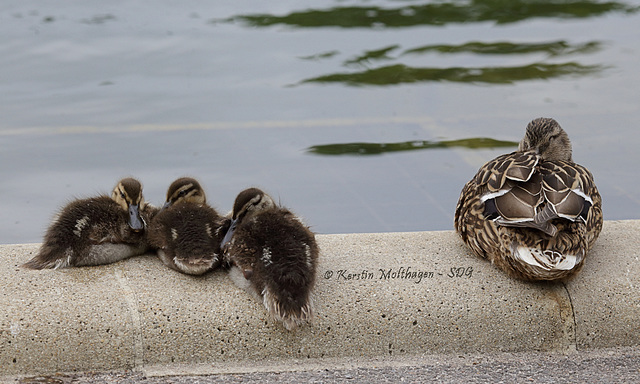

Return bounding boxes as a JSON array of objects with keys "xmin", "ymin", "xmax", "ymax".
[
  {"xmin": 222, "ymin": 1, "xmax": 638, "ymax": 28},
  {"xmin": 301, "ymin": 62, "xmax": 604, "ymax": 86},
  {"xmin": 322, "ymin": 40, "xmax": 604, "ymax": 84},
  {"xmin": 224, "ymin": 1, "xmax": 627, "ymax": 87},
  {"xmin": 345, "ymin": 45, "xmax": 400, "ymax": 66},
  {"xmin": 402, "ymin": 40, "xmax": 602, "ymax": 57},
  {"xmin": 299, "ymin": 50, "xmax": 341, "ymax": 61},
  {"xmin": 307, "ymin": 138, "xmax": 518, "ymax": 156},
  {"xmin": 344, "ymin": 41, "xmax": 602, "ymax": 68}
]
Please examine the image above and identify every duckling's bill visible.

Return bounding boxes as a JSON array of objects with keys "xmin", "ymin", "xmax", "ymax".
[
  {"xmin": 221, "ymin": 218, "xmax": 238, "ymax": 248},
  {"xmin": 128, "ymin": 204, "xmax": 144, "ymax": 231},
  {"xmin": 160, "ymin": 200, "xmax": 172, "ymax": 211}
]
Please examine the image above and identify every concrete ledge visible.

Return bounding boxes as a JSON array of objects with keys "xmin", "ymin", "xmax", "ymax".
[{"xmin": 1, "ymin": 220, "xmax": 638, "ymax": 377}]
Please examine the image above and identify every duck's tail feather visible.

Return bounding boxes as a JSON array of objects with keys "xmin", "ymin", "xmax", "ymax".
[{"xmin": 512, "ymin": 245, "xmax": 579, "ymax": 271}]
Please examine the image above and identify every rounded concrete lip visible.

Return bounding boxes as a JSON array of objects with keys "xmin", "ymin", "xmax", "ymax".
[{"xmin": 1, "ymin": 220, "xmax": 638, "ymax": 377}]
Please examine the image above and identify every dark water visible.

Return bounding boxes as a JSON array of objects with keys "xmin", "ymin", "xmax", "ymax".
[{"xmin": 1, "ymin": 1, "xmax": 639, "ymax": 244}]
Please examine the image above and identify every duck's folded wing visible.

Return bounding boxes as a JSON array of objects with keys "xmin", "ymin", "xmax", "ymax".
[
  {"xmin": 475, "ymin": 150, "xmax": 540, "ymax": 192},
  {"xmin": 484, "ymin": 175, "xmax": 543, "ymax": 222},
  {"xmin": 476, "ymin": 150, "xmax": 560, "ymax": 235},
  {"xmin": 537, "ymin": 161, "xmax": 594, "ymax": 223},
  {"xmin": 480, "ymin": 157, "xmax": 596, "ymax": 237},
  {"xmin": 476, "ymin": 150, "xmax": 541, "ymax": 220}
]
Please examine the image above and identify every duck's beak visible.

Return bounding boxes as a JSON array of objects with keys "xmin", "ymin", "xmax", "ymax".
[
  {"xmin": 128, "ymin": 204, "xmax": 144, "ymax": 231},
  {"xmin": 221, "ymin": 218, "xmax": 238, "ymax": 249},
  {"xmin": 159, "ymin": 200, "xmax": 171, "ymax": 212}
]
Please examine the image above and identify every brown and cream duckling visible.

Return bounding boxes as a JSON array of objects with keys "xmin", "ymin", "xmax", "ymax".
[
  {"xmin": 23, "ymin": 177, "xmax": 156, "ymax": 269},
  {"xmin": 222, "ymin": 188, "xmax": 319, "ymax": 331},
  {"xmin": 454, "ymin": 117, "xmax": 603, "ymax": 281},
  {"xmin": 147, "ymin": 177, "xmax": 225, "ymax": 275}
]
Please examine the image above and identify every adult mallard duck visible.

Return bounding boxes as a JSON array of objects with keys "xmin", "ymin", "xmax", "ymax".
[
  {"xmin": 454, "ymin": 118, "xmax": 603, "ymax": 281},
  {"xmin": 147, "ymin": 177, "xmax": 225, "ymax": 275},
  {"xmin": 23, "ymin": 177, "xmax": 157, "ymax": 269},
  {"xmin": 221, "ymin": 188, "xmax": 319, "ymax": 331}
]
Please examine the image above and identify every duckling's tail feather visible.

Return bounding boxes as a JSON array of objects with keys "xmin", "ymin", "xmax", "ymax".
[
  {"xmin": 22, "ymin": 251, "xmax": 71, "ymax": 270},
  {"xmin": 262, "ymin": 287, "xmax": 313, "ymax": 331}
]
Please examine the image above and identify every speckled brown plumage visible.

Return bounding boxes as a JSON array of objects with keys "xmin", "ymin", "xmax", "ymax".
[
  {"xmin": 222, "ymin": 188, "xmax": 318, "ymax": 331},
  {"xmin": 454, "ymin": 118, "xmax": 603, "ymax": 281},
  {"xmin": 23, "ymin": 178, "xmax": 157, "ymax": 269}
]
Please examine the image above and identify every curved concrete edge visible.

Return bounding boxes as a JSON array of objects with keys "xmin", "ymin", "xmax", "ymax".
[{"xmin": 0, "ymin": 220, "xmax": 638, "ymax": 377}]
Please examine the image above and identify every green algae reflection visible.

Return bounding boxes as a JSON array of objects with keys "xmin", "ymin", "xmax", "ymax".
[
  {"xmin": 345, "ymin": 45, "xmax": 401, "ymax": 66},
  {"xmin": 301, "ymin": 62, "xmax": 604, "ymax": 86},
  {"xmin": 307, "ymin": 138, "xmax": 518, "ymax": 156},
  {"xmin": 222, "ymin": 1, "xmax": 638, "ymax": 29},
  {"xmin": 402, "ymin": 40, "xmax": 601, "ymax": 57},
  {"xmin": 341, "ymin": 40, "xmax": 602, "ymax": 68}
]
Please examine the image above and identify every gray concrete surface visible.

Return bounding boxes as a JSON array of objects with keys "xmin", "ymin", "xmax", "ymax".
[
  {"xmin": 1, "ymin": 220, "xmax": 638, "ymax": 379},
  {"xmin": 12, "ymin": 346, "xmax": 640, "ymax": 383}
]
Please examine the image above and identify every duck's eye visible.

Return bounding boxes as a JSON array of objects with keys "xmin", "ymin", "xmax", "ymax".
[
  {"xmin": 120, "ymin": 192, "xmax": 126, "ymax": 199},
  {"xmin": 178, "ymin": 190, "xmax": 187, "ymax": 197}
]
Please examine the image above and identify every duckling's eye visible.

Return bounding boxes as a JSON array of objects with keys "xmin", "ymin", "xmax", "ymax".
[
  {"xmin": 120, "ymin": 192, "xmax": 126, "ymax": 199},
  {"xmin": 178, "ymin": 190, "xmax": 187, "ymax": 197}
]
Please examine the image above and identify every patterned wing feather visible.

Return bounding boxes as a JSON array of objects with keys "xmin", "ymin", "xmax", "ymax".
[
  {"xmin": 475, "ymin": 150, "xmax": 539, "ymax": 192},
  {"xmin": 539, "ymin": 161, "xmax": 593, "ymax": 222},
  {"xmin": 493, "ymin": 176, "xmax": 543, "ymax": 222}
]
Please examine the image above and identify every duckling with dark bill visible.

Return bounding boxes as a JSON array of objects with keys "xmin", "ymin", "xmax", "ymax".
[
  {"xmin": 222, "ymin": 188, "xmax": 319, "ymax": 331},
  {"xmin": 147, "ymin": 177, "xmax": 225, "ymax": 275},
  {"xmin": 23, "ymin": 177, "xmax": 157, "ymax": 269}
]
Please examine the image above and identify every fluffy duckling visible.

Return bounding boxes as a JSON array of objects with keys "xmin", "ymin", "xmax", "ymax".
[
  {"xmin": 222, "ymin": 188, "xmax": 319, "ymax": 331},
  {"xmin": 23, "ymin": 178, "xmax": 156, "ymax": 269},
  {"xmin": 454, "ymin": 118, "xmax": 603, "ymax": 281},
  {"xmin": 147, "ymin": 177, "xmax": 225, "ymax": 275}
]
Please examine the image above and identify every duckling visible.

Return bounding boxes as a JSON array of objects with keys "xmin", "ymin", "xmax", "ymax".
[
  {"xmin": 23, "ymin": 177, "xmax": 157, "ymax": 269},
  {"xmin": 147, "ymin": 177, "xmax": 225, "ymax": 275},
  {"xmin": 222, "ymin": 188, "xmax": 319, "ymax": 331},
  {"xmin": 454, "ymin": 118, "xmax": 603, "ymax": 281}
]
